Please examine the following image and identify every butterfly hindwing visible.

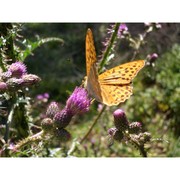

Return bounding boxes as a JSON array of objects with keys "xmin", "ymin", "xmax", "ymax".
[
  {"xmin": 100, "ymin": 84, "xmax": 133, "ymax": 106},
  {"xmin": 87, "ymin": 64, "xmax": 103, "ymax": 103}
]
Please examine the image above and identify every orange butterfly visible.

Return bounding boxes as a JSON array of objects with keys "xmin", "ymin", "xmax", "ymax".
[{"xmin": 85, "ymin": 28, "xmax": 145, "ymax": 106}]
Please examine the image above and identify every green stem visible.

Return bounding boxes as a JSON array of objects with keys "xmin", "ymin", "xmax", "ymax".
[
  {"xmin": 80, "ymin": 105, "xmax": 106, "ymax": 143},
  {"xmin": 129, "ymin": 136, "xmax": 147, "ymax": 157},
  {"xmin": 130, "ymin": 31, "xmax": 148, "ymax": 61},
  {"xmin": 99, "ymin": 23, "xmax": 120, "ymax": 73},
  {"xmin": 67, "ymin": 105, "xmax": 106, "ymax": 156},
  {"xmin": 4, "ymin": 92, "xmax": 16, "ymax": 143},
  {"xmin": 4, "ymin": 104, "xmax": 15, "ymax": 143},
  {"xmin": 0, "ymin": 56, "xmax": 6, "ymax": 71},
  {"xmin": 14, "ymin": 131, "xmax": 44, "ymax": 150}
]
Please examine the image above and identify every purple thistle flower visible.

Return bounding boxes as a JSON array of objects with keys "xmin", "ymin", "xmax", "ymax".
[
  {"xmin": 113, "ymin": 109, "xmax": 129, "ymax": 132},
  {"xmin": 8, "ymin": 62, "xmax": 27, "ymax": 78},
  {"xmin": 118, "ymin": 23, "xmax": 128, "ymax": 38},
  {"xmin": 36, "ymin": 93, "xmax": 50, "ymax": 100},
  {"xmin": 66, "ymin": 87, "xmax": 91, "ymax": 115},
  {"xmin": 150, "ymin": 53, "xmax": 158, "ymax": 61},
  {"xmin": 6, "ymin": 78, "xmax": 24, "ymax": 90},
  {"xmin": 1, "ymin": 71, "xmax": 12, "ymax": 81},
  {"xmin": 36, "ymin": 94, "xmax": 44, "ymax": 100},
  {"xmin": 0, "ymin": 82, "xmax": 8, "ymax": 92},
  {"xmin": 53, "ymin": 108, "xmax": 73, "ymax": 128},
  {"xmin": 147, "ymin": 53, "xmax": 158, "ymax": 64},
  {"xmin": 43, "ymin": 93, "xmax": 49, "ymax": 99}
]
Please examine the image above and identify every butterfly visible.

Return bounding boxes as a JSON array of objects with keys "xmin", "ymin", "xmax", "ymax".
[{"xmin": 85, "ymin": 28, "xmax": 145, "ymax": 106}]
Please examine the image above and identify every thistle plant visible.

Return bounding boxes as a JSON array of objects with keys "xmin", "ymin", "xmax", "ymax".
[
  {"xmin": 68, "ymin": 23, "xmax": 160, "ymax": 157},
  {"xmin": 43, "ymin": 86, "xmax": 91, "ymax": 138},
  {"xmin": 0, "ymin": 23, "xmax": 64, "ymax": 157},
  {"xmin": 0, "ymin": 23, "xmax": 164, "ymax": 157},
  {"xmin": 108, "ymin": 109, "xmax": 151, "ymax": 157},
  {"xmin": 9, "ymin": 86, "xmax": 91, "ymax": 152}
]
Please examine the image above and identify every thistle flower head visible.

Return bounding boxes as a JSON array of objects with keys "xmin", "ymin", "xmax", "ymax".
[
  {"xmin": 6, "ymin": 78, "xmax": 24, "ymax": 90},
  {"xmin": 22, "ymin": 74, "xmax": 41, "ymax": 87},
  {"xmin": 53, "ymin": 108, "xmax": 73, "ymax": 128},
  {"xmin": 0, "ymin": 82, "xmax": 8, "ymax": 92},
  {"xmin": 53, "ymin": 128, "xmax": 71, "ymax": 142},
  {"xmin": 46, "ymin": 101, "xmax": 60, "ymax": 119},
  {"xmin": 148, "ymin": 53, "xmax": 158, "ymax": 61},
  {"xmin": 113, "ymin": 130, "xmax": 124, "ymax": 142},
  {"xmin": 108, "ymin": 127, "xmax": 117, "ymax": 136},
  {"xmin": 113, "ymin": 109, "xmax": 129, "ymax": 132},
  {"xmin": 66, "ymin": 87, "xmax": 91, "ymax": 115},
  {"xmin": 108, "ymin": 127, "xmax": 124, "ymax": 142},
  {"xmin": 36, "ymin": 93, "xmax": 50, "ymax": 102},
  {"xmin": 118, "ymin": 23, "xmax": 128, "ymax": 38},
  {"xmin": 8, "ymin": 61, "xmax": 27, "ymax": 78},
  {"xmin": 129, "ymin": 122, "xmax": 142, "ymax": 134},
  {"xmin": 1, "ymin": 71, "xmax": 12, "ymax": 81}
]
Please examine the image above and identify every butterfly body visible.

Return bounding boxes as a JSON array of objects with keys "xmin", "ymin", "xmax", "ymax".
[{"xmin": 85, "ymin": 28, "xmax": 145, "ymax": 106}]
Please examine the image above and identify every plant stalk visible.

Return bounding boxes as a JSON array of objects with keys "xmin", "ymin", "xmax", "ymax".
[{"xmin": 99, "ymin": 23, "xmax": 120, "ymax": 72}]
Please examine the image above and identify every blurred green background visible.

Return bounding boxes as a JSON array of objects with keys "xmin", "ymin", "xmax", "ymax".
[{"xmin": 14, "ymin": 23, "xmax": 180, "ymax": 156}]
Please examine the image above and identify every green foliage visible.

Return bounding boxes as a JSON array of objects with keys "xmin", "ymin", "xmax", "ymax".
[
  {"xmin": 17, "ymin": 37, "xmax": 64, "ymax": 61},
  {"xmin": 1, "ymin": 23, "xmax": 180, "ymax": 157},
  {"xmin": 123, "ymin": 44, "xmax": 180, "ymax": 156}
]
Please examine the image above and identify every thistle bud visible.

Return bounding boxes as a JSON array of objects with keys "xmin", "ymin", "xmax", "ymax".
[
  {"xmin": 0, "ymin": 82, "xmax": 8, "ymax": 92},
  {"xmin": 129, "ymin": 122, "xmax": 142, "ymax": 134},
  {"xmin": 41, "ymin": 118, "xmax": 54, "ymax": 132},
  {"xmin": 53, "ymin": 128, "xmax": 71, "ymax": 142},
  {"xmin": 113, "ymin": 130, "xmax": 124, "ymax": 142},
  {"xmin": 46, "ymin": 101, "xmax": 59, "ymax": 119},
  {"xmin": 1, "ymin": 71, "xmax": 12, "ymax": 81},
  {"xmin": 6, "ymin": 78, "xmax": 24, "ymax": 90},
  {"xmin": 147, "ymin": 53, "xmax": 158, "ymax": 63},
  {"xmin": 108, "ymin": 127, "xmax": 117, "ymax": 136},
  {"xmin": 113, "ymin": 109, "xmax": 129, "ymax": 132},
  {"xmin": 117, "ymin": 23, "xmax": 128, "ymax": 38},
  {"xmin": 53, "ymin": 108, "xmax": 73, "ymax": 128},
  {"xmin": 108, "ymin": 127, "xmax": 124, "ymax": 142},
  {"xmin": 22, "ymin": 74, "xmax": 41, "ymax": 87}
]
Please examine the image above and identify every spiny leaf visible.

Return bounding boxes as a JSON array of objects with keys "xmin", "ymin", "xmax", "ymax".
[{"xmin": 18, "ymin": 37, "xmax": 64, "ymax": 61}]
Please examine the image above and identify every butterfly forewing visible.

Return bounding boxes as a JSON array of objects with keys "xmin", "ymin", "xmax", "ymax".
[
  {"xmin": 99, "ymin": 60, "xmax": 145, "ymax": 85},
  {"xmin": 86, "ymin": 29, "xmax": 102, "ymax": 102},
  {"xmin": 86, "ymin": 29, "xmax": 97, "ymax": 76}
]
